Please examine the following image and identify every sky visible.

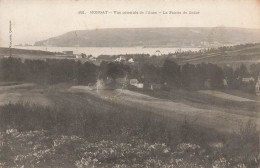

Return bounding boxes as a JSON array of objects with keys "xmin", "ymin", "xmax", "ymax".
[{"xmin": 0, "ymin": 0, "xmax": 259, "ymax": 47}]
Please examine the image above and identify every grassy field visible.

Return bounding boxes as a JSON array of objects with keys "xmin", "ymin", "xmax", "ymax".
[
  {"xmin": 133, "ymin": 88, "xmax": 260, "ymax": 118},
  {"xmin": 0, "ymin": 82, "xmax": 259, "ymax": 167},
  {"xmin": 180, "ymin": 44, "xmax": 260, "ymax": 67}
]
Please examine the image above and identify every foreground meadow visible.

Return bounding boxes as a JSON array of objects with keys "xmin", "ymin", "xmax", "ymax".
[{"xmin": 0, "ymin": 83, "xmax": 259, "ymax": 167}]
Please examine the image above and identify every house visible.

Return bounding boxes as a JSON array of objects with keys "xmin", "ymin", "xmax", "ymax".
[
  {"xmin": 115, "ymin": 56, "xmax": 126, "ymax": 62},
  {"xmin": 128, "ymin": 58, "xmax": 134, "ymax": 63},
  {"xmin": 255, "ymin": 76, "xmax": 260, "ymax": 95},
  {"xmin": 150, "ymin": 83, "xmax": 163, "ymax": 90},
  {"xmin": 129, "ymin": 79, "xmax": 138, "ymax": 85},
  {"xmin": 154, "ymin": 50, "xmax": 162, "ymax": 56},
  {"xmin": 62, "ymin": 51, "xmax": 73, "ymax": 55},
  {"xmin": 89, "ymin": 56, "xmax": 96, "ymax": 61},
  {"xmin": 242, "ymin": 77, "xmax": 255, "ymax": 83},
  {"xmin": 134, "ymin": 83, "xmax": 144, "ymax": 89},
  {"xmin": 129, "ymin": 79, "xmax": 143, "ymax": 89},
  {"xmin": 75, "ymin": 54, "xmax": 83, "ymax": 59},
  {"xmin": 75, "ymin": 53, "xmax": 87, "ymax": 59}
]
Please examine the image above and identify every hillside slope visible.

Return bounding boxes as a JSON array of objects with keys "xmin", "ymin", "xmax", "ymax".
[
  {"xmin": 34, "ymin": 27, "xmax": 260, "ymax": 47},
  {"xmin": 180, "ymin": 43, "xmax": 260, "ymax": 65}
]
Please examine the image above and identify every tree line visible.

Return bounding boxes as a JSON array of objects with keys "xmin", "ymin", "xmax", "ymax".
[
  {"xmin": 0, "ymin": 57, "xmax": 260, "ymax": 93},
  {"xmin": 0, "ymin": 58, "xmax": 98, "ymax": 85},
  {"xmin": 138, "ymin": 61, "xmax": 260, "ymax": 92}
]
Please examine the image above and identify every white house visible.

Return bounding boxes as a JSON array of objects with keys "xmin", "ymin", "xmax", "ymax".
[
  {"xmin": 242, "ymin": 77, "xmax": 255, "ymax": 83},
  {"xmin": 128, "ymin": 58, "xmax": 134, "ymax": 63},
  {"xmin": 115, "ymin": 56, "xmax": 126, "ymax": 62},
  {"xmin": 75, "ymin": 53, "xmax": 87, "ymax": 59},
  {"xmin": 129, "ymin": 79, "xmax": 143, "ymax": 88},
  {"xmin": 89, "ymin": 56, "xmax": 96, "ymax": 61},
  {"xmin": 75, "ymin": 54, "xmax": 83, "ymax": 59},
  {"xmin": 134, "ymin": 83, "xmax": 144, "ymax": 89},
  {"xmin": 154, "ymin": 50, "xmax": 162, "ymax": 56}
]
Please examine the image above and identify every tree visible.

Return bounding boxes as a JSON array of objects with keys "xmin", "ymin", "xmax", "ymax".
[
  {"xmin": 205, "ymin": 63, "xmax": 224, "ymax": 89},
  {"xmin": 99, "ymin": 61, "xmax": 130, "ymax": 81},
  {"xmin": 181, "ymin": 63, "xmax": 196, "ymax": 89},
  {"xmin": 162, "ymin": 60, "xmax": 181, "ymax": 88},
  {"xmin": 234, "ymin": 64, "xmax": 249, "ymax": 78},
  {"xmin": 77, "ymin": 62, "xmax": 98, "ymax": 85},
  {"xmin": 140, "ymin": 63, "xmax": 162, "ymax": 83},
  {"xmin": 250, "ymin": 63, "xmax": 260, "ymax": 79},
  {"xmin": 222, "ymin": 66, "xmax": 237, "ymax": 89},
  {"xmin": 0, "ymin": 57, "xmax": 25, "ymax": 81}
]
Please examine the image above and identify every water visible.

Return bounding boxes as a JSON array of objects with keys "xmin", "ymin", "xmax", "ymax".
[{"xmin": 15, "ymin": 46, "xmax": 202, "ymax": 57}]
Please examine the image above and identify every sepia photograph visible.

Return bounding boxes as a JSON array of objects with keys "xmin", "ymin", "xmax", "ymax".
[{"xmin": 0, "ymin": 0, "xmax": 260, "ymax": 167}]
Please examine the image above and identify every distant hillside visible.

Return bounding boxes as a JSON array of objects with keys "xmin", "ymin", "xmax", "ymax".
[
  {"xmin": 34, "ymin": 27, "xmax": 260, "ymax": 47},
  {"xmin": 180, "ymin": 43, "xmax": 260, "ymax": 67}
]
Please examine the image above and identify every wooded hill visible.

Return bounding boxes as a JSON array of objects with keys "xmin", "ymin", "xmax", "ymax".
[{"xmin": 34, "ymin": 27, "xmax": 260, "ymax": 47}]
